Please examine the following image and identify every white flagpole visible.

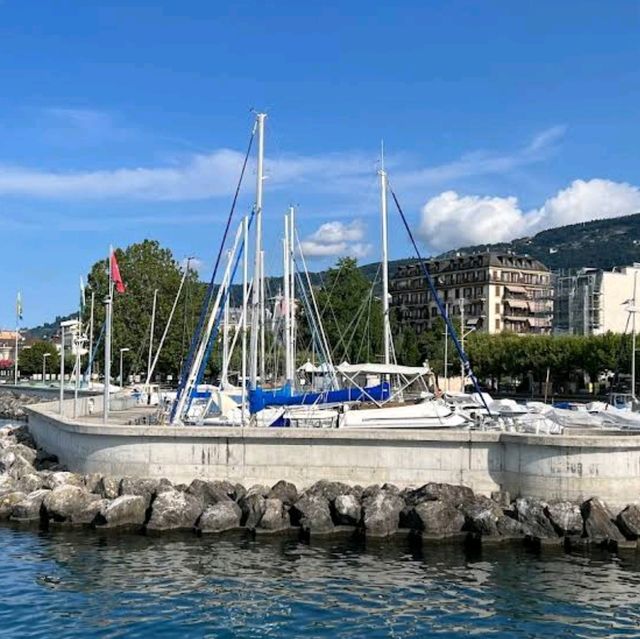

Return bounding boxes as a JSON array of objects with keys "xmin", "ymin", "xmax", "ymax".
[{"xmin": 103, "ymin": 247, "xmax": 113, "ymax": 423}]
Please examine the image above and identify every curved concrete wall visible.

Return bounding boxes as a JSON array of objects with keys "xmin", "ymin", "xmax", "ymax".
[{"xmin": 26, "ymin": 402, "xmax": 640, "ymax": 508}]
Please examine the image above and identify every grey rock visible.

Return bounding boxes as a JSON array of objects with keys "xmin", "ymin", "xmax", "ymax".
[
  {"xmin": 306, "ymin": 480, "xmax": 354, "ymax": 504},
  {"xmin": 408, "ymin": 500, "xmax": 465, "ymax": 536},
  {"xmin": 146, "ymin": 490, "xmax": 202, "ymax": 531},
  {"xmin": 10, "ymin": 489, "xmax": 50, "ymax": 522},
  {"xmin": 291, "ymin": 493, "xmax": 334, "ymax": 534},
  {"xmin": 259, "ymin": 498, "xmax": 290, "ymax": 532},
  {"xmin": 186, "ymin": 479, "xmax": 233, "ymax": 507},
  {"xmin": 238, "ymin": 485, "xmax": 270, "ymax": 529},
  {"xmin": 42, "ymin": 485, "xmax": 102, "ymax": 525},
  {"xmin": 0, "ymin": 449, "xmax": 34, "ymax": 479},
  {"xmin": 2, "ymin": 444, "xmax": 37, "ymax": 466},
  {"xmin": 268, "ymin": 480, "xmax": 298, "ymax": 506},
  {"xmin": 617, "ymin": 504, "xmax": 640, "ymax": 540},
  {"xmin": 581, "ymin": 498, "xmax": 625, "ymax": 543},
  {"xmin": 459, "ymin": 495, "xmax": 504, "ymax": 536},
  {"xmin": 17, "ymin": 473, "xmax": 45, "ymax": 494},
  {"xmin": 495, "ymin": 514, "xmax": 528, "ymax": 538},
  {"xmin": 545, "ymin": 501, "xmax": 583, "ymax": 536},
  {"xmin": 96, "ymin": 495, "xmax": 147, "ymax": 529},
  {"xmin": 361, "ymin": 488, "xmax": 404, "ymax": 537},
  {"xmin": 333, "ymin": 493, "xmax": 361, "ymax": 526},
  {"xmin": 120, "ymin": 477, "xmax": 172, "ymax": 508},
  {"xmin": 402, "ymin": 483, "xmax": 475, "ymax": 508},
  {"xmin": 44, "ymin": 471, "xmax": 84, "ymax": 490},
  {"xmin": 0, "ymin": 475, "xmax": 19, "ymax": 496},
  {"xmin": 197, "ymin": 501, "xmax": 242, "ymax": 533},
  {"xmin": 74, "ymin": 498, "xmax": 109, "ymax": 525},
  {"xmin": 83, "ymin": 473, "xmax": 103, "ymax": 493},
  {"xmin": 0, "ymin": 491, "xmax": 27, "ymax": 519},
  {"xmin": 514, "ymin": 497, "xmax": 557, "ymax": 538},
  {"xmin": 97, "ymin": 476, "xmax": 121, "ymax": 499}
]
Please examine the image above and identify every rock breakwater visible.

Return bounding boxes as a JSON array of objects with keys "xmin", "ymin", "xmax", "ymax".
[{"xmin": 0, "ymin": 422, "xmax": 639, "ymax": 550}]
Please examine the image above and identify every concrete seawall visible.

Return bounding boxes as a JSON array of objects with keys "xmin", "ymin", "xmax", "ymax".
[{"xmin": 26, "ymin": 400, "xmax": 640, "ymax": 509}]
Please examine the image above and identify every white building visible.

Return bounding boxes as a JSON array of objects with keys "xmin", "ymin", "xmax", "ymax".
[{"xmin": 554, "ymin": 264, "xmax": 640, "ymax": 335}]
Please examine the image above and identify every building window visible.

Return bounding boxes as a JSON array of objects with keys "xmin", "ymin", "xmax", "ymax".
[
  {"xmin": 495, "ymin": 285, "xmax": 500, "ymax": 296},
  {"xmin": 495, "ymin": 303, "xmax": 500, "ymax": 314},
  {"xmin": 495, "ymin": 319, "xmax": 500, "ymax": 330}
]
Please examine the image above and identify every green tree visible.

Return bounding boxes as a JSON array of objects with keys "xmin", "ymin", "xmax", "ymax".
[
  {"xmin": 84, "ymin": 240, "xmax": 203, "ymax": 381},
  {"xmin": 19, "ymin": 340, "xmax": 59, "ymax": 376},
  {"xmin": 302, "ymin": 257, "xmax": 383, "ymax": 364}
]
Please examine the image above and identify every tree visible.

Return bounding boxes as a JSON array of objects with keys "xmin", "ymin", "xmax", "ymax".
[
  {"xmin": 19, "ymin": 341, "xmax": 59, "ymax": 376},
  {"xmin": 301, "ymin": 257, "xmax": 383, "ymax": 364},
  {"xmin": 84, "ymin": 240, "xmax": 203, "ymax": 381}
]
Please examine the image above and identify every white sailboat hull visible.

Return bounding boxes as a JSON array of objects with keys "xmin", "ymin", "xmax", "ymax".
[{"xmin": 339, "ymin": 400, "xmax": 468, "ymax": 429}]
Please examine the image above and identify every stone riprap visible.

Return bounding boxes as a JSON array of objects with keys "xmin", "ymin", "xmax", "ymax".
[
  {"xmin": 0, "ymin": 423, "xmax": 639, "ymax": 550},
  {"xmin": 0, "ymin": 391, "xmax": 48, "ymax": 421}
]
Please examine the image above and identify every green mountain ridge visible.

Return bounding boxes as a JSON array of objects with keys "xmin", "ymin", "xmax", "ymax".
[{"xmin": 25, "ymin": 212, "xmax": 640, "ymax": 338}]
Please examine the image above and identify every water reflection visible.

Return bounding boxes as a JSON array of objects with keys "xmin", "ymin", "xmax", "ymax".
[{"xmin": 0, "ymin": 525, "xmax": 639, "ymax": 637}]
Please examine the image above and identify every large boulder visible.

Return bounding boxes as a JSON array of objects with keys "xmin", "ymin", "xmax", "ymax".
[
  {"xmin": 238, "ymin": 485, "xmax": 270, "ymax": 529},
  {"xmin": 402, "ymin": 483, "xmax": 474, "ymax": 508},
  {"xmin": 2, "ymin": 443, "xmax": 37, "ymax": 466},
  {"xmin": 0, "ymin": 449, "xmax": 34, "ymax": 479},
  {"xmin": 96, "ymin": 476, "xmax": 121, "ymax": 499},
  {"xmin": 361, "ymin": 488, "xmax": 404, "ymax": 537},
  {"xmin": 119, "ymin": 477, "xmax": 172, "ymax": 508},
  {"xmin": 406, "ymin": 500, "xmax": 465, "ymax": 536},
  {"xmin": 95, "ymin": 495, "xmax": 147, "ymax": 529},
  {"xmin": 42, "ymin": 471, "xmax": 85, "ymax": 490},
  {"xmin": 333, "ymin": 493, "xmax": 361, "ymax": 526},
  {"xmin": 186, "ymin": 479, "xmax": 234, "ymax": 507},
  {"xmin": 268, "ymin": 480, "xmax": 298, "ymax": 506},
  {"xmin": 545, "ymin": 501, "xmax": 583, "ymax": 536},
  {"xmin": 459, "ymin": 495, "xmax": 504, "ymax": 536},
  {"xmin": 258, "ymin": 498, "xmax": 291, "ymax": 532},
  {"xmin": 197, "ymin": 501, "xmax": 242, "ymax": 534},
  {"xmin": 10, "ymin": 489, "xmax": 50, "ymax": 522},
  {"xmin": 0, "ymin": 491, "xmax": 27, "ymax": 519},
  {"xmin": 83, "ymin": 473, "xmax": 103, "ymax": 494},
  {"xmin": 18, "ymin": 473, "xmax": 45, "ymax": 494},
  {"xmin": 0, "ymin": 475, "xmax": 19, "ymax": 497},
  {"xmin": 146, "ymin": 490, "xmax": 203, "ymax": 531},
  {"xmin": 291, "ymin": 493, "xmax": 334, "ymax": 535},
  {"xmin": 42, "ymin": 485, "xmax": 103, "ymax": 525},
  {"xmin": 514, "ymin": 497, "xmax": 557, "ymax": 539},
  {"xmin": 306, "ymin": 480, "xmax": 354, "ymax": 504},
  {"xmin": 581, "ymin": 498, "xmax": 625, "ymax": 543},
  {"xmin": 617, "ymin": 504, "xmax": 640, "ymax": 540}
]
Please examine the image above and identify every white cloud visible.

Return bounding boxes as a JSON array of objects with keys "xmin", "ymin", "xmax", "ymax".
[
  {"xmin": 300, "ymin": 220, "xmax": 372, "ymax": 259},
  {"xmin": 418, "ymin": 178, "xmax": 640, "ymax": 252},
  {"xmin": 0, "ymin": 125, "xmax": 563, "ymax": 202}
]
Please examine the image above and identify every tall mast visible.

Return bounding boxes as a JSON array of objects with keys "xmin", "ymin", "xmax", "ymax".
[
  {"xmin": 241, "ymin": 217, "xmax": 249, "ymax": 424},
  {"xmin": 283, "ymin": 213, "xmax": 292, "ymax": 383},
  {"xmin": 147, "ymin": 288, "xmax": 158, "ymax": 386},
  {"xmin": 250, "ymin": 112, "xmax": 266, "ymax": 389},
  {"xmin": 221, "ymin": 251, "xmax": 231, "ymax": 387},
  {"xmin": 289, "ymin": 206, "xmax": 296, "ymax": 382},
  {"xmin": 379, "ymin": 142, "xmax": 391, "ymax": 367},
  {"xmin": 103, "ymin": 247, "xmax": 113, "ymax": 423}
]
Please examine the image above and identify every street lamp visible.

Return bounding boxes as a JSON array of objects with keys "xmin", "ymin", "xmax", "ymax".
[
  {"xmin": 119, "ymin": 348, "xmax": 130, "ymax": 389},
  {"xmin": 59, "ymin": 319, "xmax": 79, "ymax": 416},
  {"xmin": 42, "ymin": 352, "xmax": 51, "ymax": 384}
]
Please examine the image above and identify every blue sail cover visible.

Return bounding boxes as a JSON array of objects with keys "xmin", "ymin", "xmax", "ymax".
[{"xmin": 248, "ymin": 382, "xmax": 391, "ymax": 414}]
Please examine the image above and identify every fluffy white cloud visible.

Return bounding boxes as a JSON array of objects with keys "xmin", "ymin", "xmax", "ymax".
[
  {"xmin": 300, "ymin": 220, "xmax": 372, "ymax": 259},
  {"xmin": 418, "ymin": 178, "xmax": 640, "ymax": 252}
]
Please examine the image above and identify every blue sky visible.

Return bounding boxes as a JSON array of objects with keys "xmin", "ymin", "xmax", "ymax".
[{"xmin": 1, "ymin": 0, "xmax": 640, "ymax": 327}]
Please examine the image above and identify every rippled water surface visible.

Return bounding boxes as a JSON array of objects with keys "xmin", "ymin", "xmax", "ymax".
[{"xmin": 1, "ymin": 525, "xmax": 640, "ymax": 638}]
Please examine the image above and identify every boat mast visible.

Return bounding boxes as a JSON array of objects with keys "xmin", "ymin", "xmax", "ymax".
[
  {"xmin": 221, "ymin": 250, "xmax": 232, "ymax": 387},
  {"xmin": 250, "ymin": 112, "xmax": 266, "ymax": 389},
  {"xmin": 283, "ymin": 212, "xmax": 292, "ymax": 384},
  {"xmin": 633, "ymin": 270, "xmax": 638, "ymax": 400},
  {"xmin": 147, "ymin": 288, "xmax": 158, "ymax": 386},
  {"xmin": 289, "ymin": 206, "xmax": 296, "ymax": 383},
  {"xmin": 379, "ymin": 142, "xmax": 391, "ymax": 368},
  {"xmin": 241, "ymin": 217, "xmax": 249, "ymax": 424}
]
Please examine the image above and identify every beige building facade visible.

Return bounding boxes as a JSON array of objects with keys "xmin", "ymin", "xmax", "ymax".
[{"xmin": 390, "ymin": 252, "xmax": 553, "ymax": 334}]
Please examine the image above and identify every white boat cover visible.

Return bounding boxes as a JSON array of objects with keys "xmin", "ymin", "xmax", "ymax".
[{"xmin": 336, "ymin": 363, "xmax": 431, "ymax": 376}]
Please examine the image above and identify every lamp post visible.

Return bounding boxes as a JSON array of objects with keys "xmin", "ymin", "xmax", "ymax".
[
  {"xmin": 42, "ymin": 352, "xmax": 51, "ymax": 384},
  {"xmin": 59, "ymin": 319, "xmax": 79, "ymax": 416},
  {"xmin": 119, "ymin": 348, "xmax": 130, "ymax": 389}
]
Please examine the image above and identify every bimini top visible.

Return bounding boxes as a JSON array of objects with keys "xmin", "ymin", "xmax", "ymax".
[{"xmin": 336, "ymin": 362, "xmax": 431, "ymax": 377}]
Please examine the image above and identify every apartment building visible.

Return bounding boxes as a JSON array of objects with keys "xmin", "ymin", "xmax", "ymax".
[
  {"xmin": 390, "ymin": 252, "xmax": 553, "ymax": 334},
  {"xmin": 554, "ymin": 264, "xmax": 640, "ymax": 335}
]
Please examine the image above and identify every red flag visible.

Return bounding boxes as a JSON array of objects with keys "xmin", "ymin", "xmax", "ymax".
[{"xmin": 110, "ymin": 250, "xmax": 126, "ymax": 294}]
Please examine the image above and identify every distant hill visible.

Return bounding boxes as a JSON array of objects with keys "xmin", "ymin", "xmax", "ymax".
[
  {"xmin": 433, "ymin": 212, "xmax": 640, "ymax": 271},
  {"xmin": 24, "ymin": 213, "xmax": 640, "ymax": 337}
]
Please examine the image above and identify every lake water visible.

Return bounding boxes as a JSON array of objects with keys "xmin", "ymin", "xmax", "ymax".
[{"xmin": 0, "ymin": 525, "xmax": 639, "ymax": 638}]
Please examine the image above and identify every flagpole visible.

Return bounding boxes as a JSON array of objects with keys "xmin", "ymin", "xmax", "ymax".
[
  {"xmin": 103, "ymin": 248, "xmax": 113, "ymax": 423},
  {"xmin": 88, "ymin": 290, "xmax": 95, "ymax": 385}
]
